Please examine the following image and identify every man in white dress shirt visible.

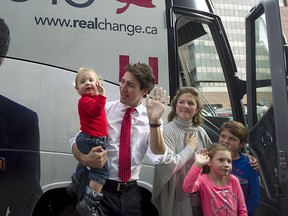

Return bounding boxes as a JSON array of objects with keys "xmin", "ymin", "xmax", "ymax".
[{"xmin": 71, "ymin": 63, "xmax": 170, "ymax": 216}]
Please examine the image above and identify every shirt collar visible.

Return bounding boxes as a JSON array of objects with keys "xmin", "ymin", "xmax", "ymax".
[{"xmin": 118, "ymin": 100, "xmax": 145, "ymax": 115}]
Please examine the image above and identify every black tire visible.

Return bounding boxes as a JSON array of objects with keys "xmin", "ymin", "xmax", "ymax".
[{"xmin": 32, "ymin": 188, "xmax": 79, "ymax": 216}]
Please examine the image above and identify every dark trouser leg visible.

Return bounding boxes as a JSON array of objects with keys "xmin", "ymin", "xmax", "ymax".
[{"xmin": 100, "ymin": 184, "xmax": 142, "ymax": 216}]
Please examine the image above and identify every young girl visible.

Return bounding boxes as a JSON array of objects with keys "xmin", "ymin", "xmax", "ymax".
[{"xmin": 183, "ymin": 144, "xmax": 248, "ymax": 216}]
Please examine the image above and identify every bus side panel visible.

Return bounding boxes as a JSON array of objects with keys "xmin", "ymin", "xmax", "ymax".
[{"xmin": 0, "ymin": 0, "xmax": 168, "ymax": 215}]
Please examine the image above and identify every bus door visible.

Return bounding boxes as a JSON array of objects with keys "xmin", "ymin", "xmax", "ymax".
[
  {"xmin": 166, "ymin": 1, "xmax": 246, "ymax": 142},
  {"xmin": 246, "ymin": 0, "xmax": 288, "ymax": 215}
]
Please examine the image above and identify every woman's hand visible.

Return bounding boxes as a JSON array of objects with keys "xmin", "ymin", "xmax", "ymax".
[{"xmin": 185, "ymin": 132, "xmax": 198, "ymax": 151}]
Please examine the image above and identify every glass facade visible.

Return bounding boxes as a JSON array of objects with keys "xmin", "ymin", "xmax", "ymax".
[
  {"xmin": 175, "ymin": 1, "xmax": 286, "ymax": 118},
  {"xmin": 213, "ymin": 0, "xmax": 259, "ymax": 80},
  {"xmin": 192, "ymin": 0, "xmax": 284, "ymax": 115},
  {"xmin": 212, "ymin": 0, "xmax": 285, "ymax": 80}
]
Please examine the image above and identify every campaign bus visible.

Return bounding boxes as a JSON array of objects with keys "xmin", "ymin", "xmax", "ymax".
[{"xmin": 0, "ymin": 0, "xmax": 287, "ymax": 215}]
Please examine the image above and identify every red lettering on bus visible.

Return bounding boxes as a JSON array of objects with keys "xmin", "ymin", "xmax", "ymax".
[
  {"xmin": 116, "ymin": 0, "xmax": 156, "ymax": 14},
  {"xmin": 119, "ymin": 55, "xmax": 158, "ymax": 84}
]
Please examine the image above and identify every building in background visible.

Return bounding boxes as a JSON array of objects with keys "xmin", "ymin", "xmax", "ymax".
[
  {"xmin": 213, "ymin": 0, "xmax": 287, "ymax": 80},
  {"xmin": 280, "ymin": 1, "xmax": 288, "ymax": 37},
  {"xmin": 192, "ymin": 0, "xmax": 287, "ymax": 113}
]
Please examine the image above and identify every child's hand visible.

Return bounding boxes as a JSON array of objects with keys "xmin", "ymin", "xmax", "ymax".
[
  {"xmin": 194, "ymin": 149, "xmax": 210, "ymax": 168},
  {"xmin": 96, "ymin": 80, "xmax": 105, "ymax": 96},
  {"xmin": 185, "ymin": 132, "xmax": 198, "ymax": 151}
]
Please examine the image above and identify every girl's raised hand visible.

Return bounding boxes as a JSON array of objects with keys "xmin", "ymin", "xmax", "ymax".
[{"xmin": 194, "ymin": 149, "xmax": 210, "ymax": 168}]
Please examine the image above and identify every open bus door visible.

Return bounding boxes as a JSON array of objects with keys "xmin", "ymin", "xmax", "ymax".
[
  {"xmin": 166, "ymin": 0, "xmax": 247, "ymax": 143},
  {"xmin": 246, "ymin": 0, "xmax": 288, "ymax": 215}
]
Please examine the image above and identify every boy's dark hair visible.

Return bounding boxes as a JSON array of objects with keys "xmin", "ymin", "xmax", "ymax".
[
  {"xmin": 220, "ymin": 121, "xmax": 248, "ymax": 144},
  {"xmin": 0, "ymin": 18, "xmax": 10, "ymax": 57},
  {"xmin": 124, "ymin": 63, "xmax": 155, "ymax": 98}
]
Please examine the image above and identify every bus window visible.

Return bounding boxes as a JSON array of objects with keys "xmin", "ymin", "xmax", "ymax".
[
  {"xmin": 176, "ymin": 17, "xmax": 233, "ymax": 119},
  {"xmin": 254, "ymin": 13, "xmax": 271, "ymax": 121}
]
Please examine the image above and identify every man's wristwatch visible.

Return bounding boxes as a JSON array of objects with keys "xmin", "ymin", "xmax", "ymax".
[{"xmin": 149, "ymin": 122, "xmax": 161, "ymax": 128}]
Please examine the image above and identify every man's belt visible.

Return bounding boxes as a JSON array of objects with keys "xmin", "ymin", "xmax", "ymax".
[{"xmin": 105, "ymin": 179, "xmax": 137, "ymax": 191}]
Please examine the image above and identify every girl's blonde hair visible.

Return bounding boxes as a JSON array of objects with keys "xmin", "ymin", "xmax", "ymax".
[{"xmin": 75, "ymin": 67, "xmax": 101, "ymax": 89}]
